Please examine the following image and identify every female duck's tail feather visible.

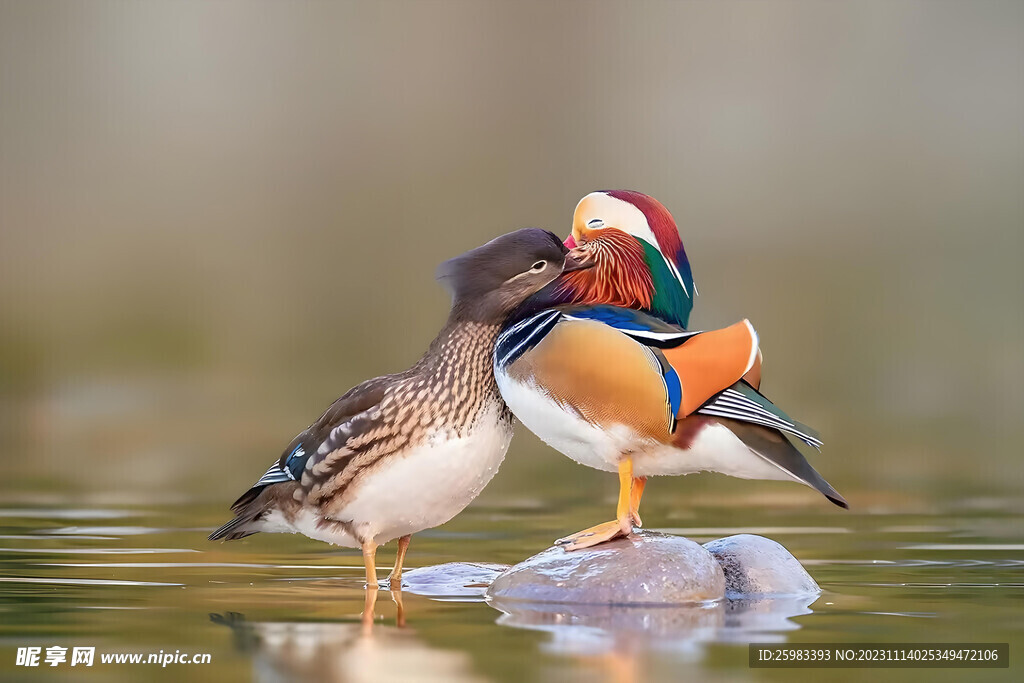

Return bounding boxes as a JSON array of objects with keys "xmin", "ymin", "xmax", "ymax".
[
  {"xmin": 208, "ymin": 515, "xmax": 260, "ymax": 541},
  {"xmin": 208, "ymin": 484, "xmax": 280, "ymax": 541}
]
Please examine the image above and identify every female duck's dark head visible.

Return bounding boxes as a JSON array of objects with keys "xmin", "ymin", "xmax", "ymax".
[{"xmin": 437, "ymin": 228, "xmax": 592, "ymax": 324}]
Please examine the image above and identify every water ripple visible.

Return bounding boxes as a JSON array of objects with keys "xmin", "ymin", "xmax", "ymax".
[{"xmin": 0, "ymin": 576, "xmax": 181, "ymax": 587}]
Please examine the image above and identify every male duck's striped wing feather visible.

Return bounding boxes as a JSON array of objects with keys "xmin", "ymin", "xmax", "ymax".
[
  {"xmin": 559, "ymin": 304, "xmax": 699, "ymax": 345},
  {"xmin": 696, "ymin": 381, "xmax": 823, "ymax": 449}
]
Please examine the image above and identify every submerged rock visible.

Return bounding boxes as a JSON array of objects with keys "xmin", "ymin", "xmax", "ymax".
[
  {"xmin": 703, "ymin": 534, "xmax": 820, "ymax": 597},
  {"xmin": 486, "ymin": 531, "xmax": 726, "ymax": 605},
  {"xmin": 396, "ymin": 562, "xmax": 508, "ymax": 599}
]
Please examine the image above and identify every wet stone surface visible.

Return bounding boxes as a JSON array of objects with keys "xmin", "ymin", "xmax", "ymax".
[
  {"xmin": 703, "ymin": 534, "xmax": 820, "ymax": 597},
  {"xmin": 486, "ymin": 530, "xmax": 726, "ymax": 605}
]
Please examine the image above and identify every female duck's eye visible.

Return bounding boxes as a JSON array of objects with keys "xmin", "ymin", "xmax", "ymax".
[{"xmin": 530, "ymin": 261, "xmax": 547, "ymax": 272}]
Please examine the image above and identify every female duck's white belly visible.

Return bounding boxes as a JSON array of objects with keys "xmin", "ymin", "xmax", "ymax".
[
  {"xmin": 332, "ymin": 400, "xmax": 513, "ymax": 546},
  {"xmin": 497, "ymin": 369, "xmax": 797, "ymax": 482}
]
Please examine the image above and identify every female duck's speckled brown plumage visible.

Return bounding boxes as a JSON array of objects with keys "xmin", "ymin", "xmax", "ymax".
[{"xmin": 295, "ymin": 321, "xmax": 511, "ymax": 516}]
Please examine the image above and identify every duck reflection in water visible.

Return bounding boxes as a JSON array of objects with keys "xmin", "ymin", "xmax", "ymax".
[{"xmin": 211, "ymin": 588, "xmax": 484, "ymax": 683}]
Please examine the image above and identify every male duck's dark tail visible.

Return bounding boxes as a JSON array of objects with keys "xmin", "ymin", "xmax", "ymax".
[{"xmin": 717, "ymin": 416, "xmax": 849, "ymax": 509}]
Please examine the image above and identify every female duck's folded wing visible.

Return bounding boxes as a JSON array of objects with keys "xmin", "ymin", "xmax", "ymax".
[{"xmin": 209, "ymin": 376, "xmax": 393, "ymax": 540}]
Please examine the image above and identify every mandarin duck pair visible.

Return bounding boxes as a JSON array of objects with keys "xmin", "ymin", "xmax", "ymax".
[{"xmin": 211, "ymin": 191, "xmax": 846, "ymax": 589}]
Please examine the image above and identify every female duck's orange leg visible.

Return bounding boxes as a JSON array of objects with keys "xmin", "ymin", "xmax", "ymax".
[
  {"xmin": 556, "ymin": 458, "xmax": 639, "ymax": 551},
  {"xmin": 362, "ymin": 540, "xmax": 379, "ymax": 589},
  {"xmin": 386, "ymin": 534, "xmax": 411, "ymax": 587}
]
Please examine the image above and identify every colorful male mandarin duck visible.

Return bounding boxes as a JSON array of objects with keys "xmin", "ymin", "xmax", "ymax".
[
  {"xmin": 210, "ymin": 229, "xmax": 592, "ymax": 587},
  {"xmin": 496, "ymin": 191, "xmax": 846, "ymax": 551}
]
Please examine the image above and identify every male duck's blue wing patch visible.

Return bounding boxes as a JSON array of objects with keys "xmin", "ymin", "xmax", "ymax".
[{"xmin": 648, "ymin": 347, "xmax": 683, "ymax": 432}]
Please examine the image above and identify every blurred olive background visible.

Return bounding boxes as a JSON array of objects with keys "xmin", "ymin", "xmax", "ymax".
[{"xmin": 1, "ymin": 0, "xmax": 1021, "ymax": 509}]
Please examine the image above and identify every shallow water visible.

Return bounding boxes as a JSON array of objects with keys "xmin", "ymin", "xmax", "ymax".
[{"xmin": 1, "ymin": 493, "xmax": 1021, "ymax": 682}]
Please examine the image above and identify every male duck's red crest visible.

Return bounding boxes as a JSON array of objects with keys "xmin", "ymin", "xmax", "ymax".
[{"xmin": 603, "ymin": 190, "xmax": 686, "ymax": 271}]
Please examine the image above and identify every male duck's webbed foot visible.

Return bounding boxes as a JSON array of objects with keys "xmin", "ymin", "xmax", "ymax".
[
  {"xmin": 555, "ymin": 459, "xmax": 645, "ymax": 551},
  {"xmin": 555, "ymin": 518, "xmax": 632, "ymax": 551}
]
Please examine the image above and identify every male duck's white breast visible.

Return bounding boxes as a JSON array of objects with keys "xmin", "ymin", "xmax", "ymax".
[{"xmin": 495, "ymin": 366, "xmax": 626, "ymax": 473}]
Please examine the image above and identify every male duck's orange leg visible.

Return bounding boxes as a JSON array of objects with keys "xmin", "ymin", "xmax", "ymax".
[
  {"xmin": 630, "ymin": 476, "xmax": 646, "ymax": 527},
  {"xmin": 386, "ymin": 534, "xmax": 411, "ymax": 587},
  {"xmin": 556, "ymin": 458, "xmax": 640, "ymax": 551}
]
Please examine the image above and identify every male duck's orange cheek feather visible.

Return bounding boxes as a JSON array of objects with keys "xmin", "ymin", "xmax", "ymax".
[{"xmin": 555, "ymin": 229, "xmax": 654, "ymax": 309}]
